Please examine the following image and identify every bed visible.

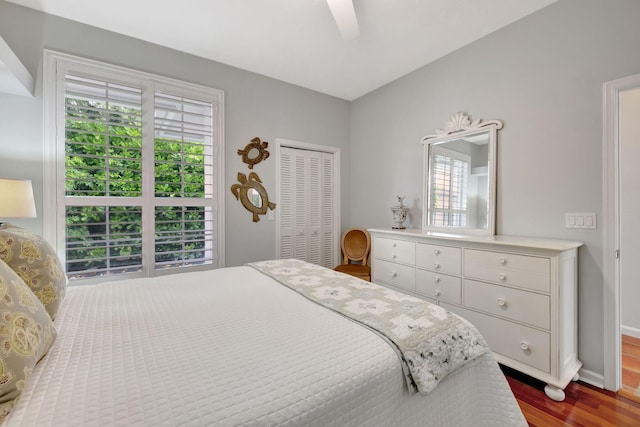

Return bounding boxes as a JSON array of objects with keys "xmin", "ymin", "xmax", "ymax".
[{"xmin": 4, "ymin": 258, "xmax": 527, "ymax": 426}]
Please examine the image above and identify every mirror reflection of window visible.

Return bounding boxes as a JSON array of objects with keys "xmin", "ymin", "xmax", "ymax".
[
  {"xmin": 430, "ymin": 146, "xmax": 470, "ymax": 227},
  {"xmin": 248, "ymin": 188, "xmax": 262, "ymax": 208}
]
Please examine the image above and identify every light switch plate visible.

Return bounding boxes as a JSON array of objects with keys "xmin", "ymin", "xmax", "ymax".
[{"xmin": 565, "ymin": 213, "xmax": 596, "ymax": 229}]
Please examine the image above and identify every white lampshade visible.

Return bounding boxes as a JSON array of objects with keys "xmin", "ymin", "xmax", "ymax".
[{"xmin": 0, "ymin": 177, "xmax": 37, "ymax": 219}]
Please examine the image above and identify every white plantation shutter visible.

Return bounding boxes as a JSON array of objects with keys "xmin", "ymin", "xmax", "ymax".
[
  {"xmin": 64, "ymin": 74, "xmax": 143, "ymax": 197},
  {"xmin": 46, "ymin": 53, "xmax": 224, "ymax": 281},
  {"xmin": 153, "ymin": 92, "xmax": 214, "ymax": 198},
  {"xmin": 64, "ymin": 73, "xmax": 145, "ymax": 277},
  {"xmin": 153, "ymin": 90, "xmax": 216, "ymax": 269},
  {"xmin": 65, "ymin": 205, "xmax": 144, "ymax": 277},
  {"xmin": 278, "ymin": 145, "xmax": 337, "ymax": 269}
]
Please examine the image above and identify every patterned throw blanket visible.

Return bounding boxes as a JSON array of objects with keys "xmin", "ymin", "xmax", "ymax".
[{"xmin": 249, "ymin": 259, "xmax": 489, "ymax": 395}]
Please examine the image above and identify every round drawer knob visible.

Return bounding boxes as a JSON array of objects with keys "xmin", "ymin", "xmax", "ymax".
[
  {"xmin": 499, "ymin": 258, "xmax": 506, "ymax": 265},
  {"xmin": 520, "ymin": 342, "xmax": 529, "ymax": 351},
  {"xmin": 392, "ymin": 254, "xmax": 397, "ymax": 259},
  {"xmin": 434, "ymin": 290, "xmax": 441, "ymax": 297},
  {"xmin": 392, "ymin": 243, "xmax": 397, "ymax": 247},
  {"xmin": 497, "ymin": 298, "xmax": 507, "ymax": 307},
  {"xmin": 391, "ymin": 271, "xmax": 397, "ymax": 278},
  {"xmin": 434, "ymin": 249, "xmax": 440, "ymax": 255},
  {"xmin": 434, "ymin": 277, "xmax": 440, "ymax": 283},
  {"xmin": 434, "ymin": 263, "xmax": 441, "ymax": 269},
  {"xmin": 499, "ymin": 274, "xmax": 506, "ymax": 281}
]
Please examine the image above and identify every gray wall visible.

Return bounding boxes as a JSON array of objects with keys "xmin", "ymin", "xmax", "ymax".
[
  {"xmin": 350, "ymin": 0, "xmax": 640, "ymax": 377},
  {"xmin": 0, "ymin": 1, "xmax": 351, "ymax": 267}
]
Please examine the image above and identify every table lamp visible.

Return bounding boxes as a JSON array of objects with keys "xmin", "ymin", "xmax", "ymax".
[{"xmin": 0, "ymin": 177, "xmax": 37, "ymax": 224}]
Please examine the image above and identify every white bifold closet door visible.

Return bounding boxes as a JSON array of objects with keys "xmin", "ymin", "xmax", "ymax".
[{"xmin": 279, "ymin": 146, "xmax": 335, "ymax": 269}]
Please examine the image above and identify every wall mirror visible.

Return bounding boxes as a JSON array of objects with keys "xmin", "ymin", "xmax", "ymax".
[
  {"xmin": 230, "ymin": 171, "xmax": 276, "ymax": 222},
  {"xmin": 422, "ymin": 113, "xmax": 503, "ymax": 236},
  {"xmin": 238, "ymin": 137, "xmax": 270, "ymax": 169}
]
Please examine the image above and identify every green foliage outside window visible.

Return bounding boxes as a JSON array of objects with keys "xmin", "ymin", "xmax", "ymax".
[{"xmin": 65, "ymin": 98, "xmax": 210, "ymax": 278}]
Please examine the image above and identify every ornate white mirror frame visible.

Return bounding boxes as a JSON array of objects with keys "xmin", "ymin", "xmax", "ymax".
[{"xmin": 422, "ymin": 112, "xmax": 503, "ymax": 236}]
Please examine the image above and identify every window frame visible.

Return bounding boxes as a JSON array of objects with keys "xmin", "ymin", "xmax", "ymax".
[{"xmin": 43, "ymin": 50, "xmax": 225, "ymax": 283}]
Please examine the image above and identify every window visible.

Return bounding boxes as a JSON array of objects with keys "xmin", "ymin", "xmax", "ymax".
[
  {"xmin": 429, "ymin": 147, "xmax": 470, "ymax": 227},
  {"xmin": 44, "ymin": 52, "xmax": 224, "ymax": 281}
]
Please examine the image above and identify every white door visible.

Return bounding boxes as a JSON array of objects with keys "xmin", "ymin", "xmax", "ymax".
[{"xmin": 277, "ymin": 141, "xmax": 339, "ymax": 269}]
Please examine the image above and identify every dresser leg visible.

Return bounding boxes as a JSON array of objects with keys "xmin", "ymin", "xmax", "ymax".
[
  {"xmin": 572, "ymin": 373, "xmax": 580, "ymax": 382},
  {"xmin": 544, "ymin": 384, "xmax": 565, "ymax": 401}
]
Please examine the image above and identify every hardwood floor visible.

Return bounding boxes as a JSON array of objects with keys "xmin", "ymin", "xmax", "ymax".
[
  {"xmin": 620, "ymin": 334, "xmax": 640, "ymax": 402},
  {"xmin": 502, "ymin": 366, "xmax": 640, "ymax": 426}
]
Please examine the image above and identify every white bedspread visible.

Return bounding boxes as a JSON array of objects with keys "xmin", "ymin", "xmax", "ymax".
[{"xmin": 5, "ymin": 266, "xmax": 526, "ymax": 426}]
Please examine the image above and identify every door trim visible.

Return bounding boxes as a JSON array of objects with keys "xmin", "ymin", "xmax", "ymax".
[
  {"xmin": 602, "ymin": 72, "xmax": 640, "ymax": 391},
  {"xmin": 275, "ymin": 138, "xmax": 341, "ymax": 267}
]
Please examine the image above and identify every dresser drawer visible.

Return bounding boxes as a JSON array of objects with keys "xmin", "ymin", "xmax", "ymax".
[
  {"xmin": 416, "ymin": 269, "xmax": 461, "ymax": 304},
  {"xmin": 416, "ymin": 243, "xmax": 461, "ymax": 275},
  {"xmin": 442, "ymin": 303, "xmax": 551, "ymax": 373},
  {"xmin": 374, "ymin": 259, "xmax": 415, "ymax": 292},
  {"xmin": 374, "ymin": 237, "xmax": 415, "ymax": 265},
  {"xmin": 464, "ymin": 279, "xmax": 550, "ymax": 329},
  {"xmin": 464, "ymin": 249, "xmax": 550, "ymax": 292}
]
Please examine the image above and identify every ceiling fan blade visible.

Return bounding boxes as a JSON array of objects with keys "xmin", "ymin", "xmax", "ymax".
[{"xmin": 326, "ymin": 0, "xmax": 360, "ymax": 40}]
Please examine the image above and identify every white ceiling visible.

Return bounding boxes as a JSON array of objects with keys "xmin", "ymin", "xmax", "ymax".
[{"xmin": 7, "ymin": 0, "xmax": 556, "ymax": 100}]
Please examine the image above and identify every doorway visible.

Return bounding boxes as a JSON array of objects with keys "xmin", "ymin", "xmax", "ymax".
[
  {"xmin": 619, "ymin": 87, "xmax": 640, "ymax": 400},
  {"xmin": 603, "ymin": 73, "xmax": 640, "ymax": 396}
]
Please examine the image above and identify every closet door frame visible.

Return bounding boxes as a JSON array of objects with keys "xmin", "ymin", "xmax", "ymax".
[{"xmin": 275, "ymin": 138, "xmax": 341, "ymax": 267}]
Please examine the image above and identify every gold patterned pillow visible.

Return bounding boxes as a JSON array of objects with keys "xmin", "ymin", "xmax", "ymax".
[
  {"xmin": 0, "ymin": 224, "xmax": 67, "ymax": 320},
  {"xmin": 0, "ymin": 259, "xmax": 57, "ymax": 420}
]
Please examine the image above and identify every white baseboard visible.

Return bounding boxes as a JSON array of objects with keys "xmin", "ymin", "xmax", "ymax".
[
  {"xmin": 622, "ymin": 325, "xmax": 640, "ymax": 340},
  {"xmin": 578, "ymin": 368, "xmax": 604, "ymax": 389}
]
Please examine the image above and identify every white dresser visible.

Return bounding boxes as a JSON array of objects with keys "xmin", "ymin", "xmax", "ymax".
[{"xmin": 369, "ymin": 228, "xmax": 583, "ymax": 401}]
